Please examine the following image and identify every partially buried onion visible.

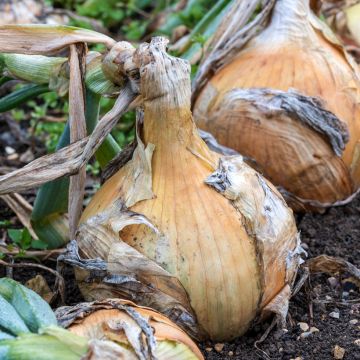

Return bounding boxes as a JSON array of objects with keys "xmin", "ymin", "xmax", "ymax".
[
  {"xmin": 193, "ymin": 0, "xmax": 360, "ymax": 211},
  {"xmin": 63, "ymin": 37, "xmax": 303, "ymax": 341},
  {"xmin": 57, "ymin": 299, "xmax": 203, "ymax": 360},
  {"xmin": 0, "ymin": 278, "xmax": 202, "ymax": 360}
]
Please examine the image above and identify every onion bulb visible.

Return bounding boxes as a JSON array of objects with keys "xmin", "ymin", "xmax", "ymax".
[
  {"xmin": 193, "ymin": 0, "xmax": 360, "ymax": 211},
  {"xmin": 0, "ymin": 277, "xmax": 202, "ymax": 359},
  {"xmin": 58, "ymin": 299, "xmax": 203, "ymax": 360},
  {"xmin": 69, "ymin": 37, "xmax": 301, "ymax": 341}
]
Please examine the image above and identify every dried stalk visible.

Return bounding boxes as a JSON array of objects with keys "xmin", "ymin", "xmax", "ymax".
[
  {"xmin": 0, "ymin": 25, "xmax": 115, "ymax": 55},
  {"xmin": 68, "ymin": 43, "xmax": 87, "ymax": 239},
  {"xmin": 0, "ymin": 246, "xmax": 65, "ymax": 259},
  {"xmin": 0, "ymin": 193, "xmax": 37, "ymax": 239}
]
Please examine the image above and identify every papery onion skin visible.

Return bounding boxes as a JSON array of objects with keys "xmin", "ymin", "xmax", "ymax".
[
  {"xmin": 80, "ymin": 38, "xmax": 300, "ymax": 341},
  {"xmin": 193, "ymin": 0, "xmax": 360, "ymax": 210},
  {"xmin": 68, "ymin": 307, "xmax": 203, "ymax": 359}
]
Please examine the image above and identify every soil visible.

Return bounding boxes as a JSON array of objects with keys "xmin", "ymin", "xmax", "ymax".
[{"xmin": 0, "ymin": 117, "xmax": 359, "ymax": 359}]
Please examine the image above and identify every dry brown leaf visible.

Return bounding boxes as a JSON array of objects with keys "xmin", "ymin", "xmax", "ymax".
[
  {"xmin": 306, "ymin": 255, "xmax": 360, "ymax": 284},
  {"xmin": 68, "ymin": 43, "xmax": 87, "ymax": 239},
  {"xmin": 25, "ymin": 274, "xmax": 54, "ymax": 303},
  {"xmin": 0, "ymin": 192, "xmax": 38, "ymax": 239},
  {"xmin": 0, "ymin": 24, "xmax": 115, "ymax": 55}
]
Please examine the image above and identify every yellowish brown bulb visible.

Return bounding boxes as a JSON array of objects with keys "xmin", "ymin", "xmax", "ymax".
[
  {"xmin": 193, "ymin": 0, "xmax": 360, "ymax": 210},
  {"xmin": 79, "ymin": 38, "xmax": 300, "ymax": 341},
  {"xmin": 67, "ymin": 300, "xmax": 204, "ymax": 360}
]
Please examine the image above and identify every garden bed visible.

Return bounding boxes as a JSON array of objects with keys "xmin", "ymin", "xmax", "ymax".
[{"xmin": 1, "ymin": 144, "xmax": 359, "ymax": 359}]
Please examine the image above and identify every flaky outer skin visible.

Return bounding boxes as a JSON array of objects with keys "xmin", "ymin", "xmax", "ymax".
[
  {"xmin": 81, "ymin": 38, "xmax": 299, "ymax": 341},
  {"xmin": 66, "ymin": 301, "xmax": 204, "ymax": 359},
  {"xmin": 193, "ymin": 0, "xmax": 360, "ymax": 210}
]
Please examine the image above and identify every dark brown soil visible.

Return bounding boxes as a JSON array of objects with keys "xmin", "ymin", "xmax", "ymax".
[{"xmin": 0, "ymin": 117, "xmax": 359, "ymax": 359}]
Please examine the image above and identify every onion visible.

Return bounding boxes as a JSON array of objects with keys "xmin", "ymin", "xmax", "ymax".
[
  {"xmin": 66, "ymin": 37, "xmax": 302, "ymax": 341},
  {"xmin": 59, "ymin": 299, "xmax": 203, "ymax": 360},
  {"xmin": 193, "ymin": 0, "xmax": 360, "ymax": 211}
]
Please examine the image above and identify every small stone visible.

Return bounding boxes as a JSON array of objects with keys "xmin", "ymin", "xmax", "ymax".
[
  {"xmin": 333, "ymin": 345, "xmax": 345, "ymax": 359},
  {"xmin": 19, "ymin": 149, "xmax": 34, "ymax": 163},
  {"xmin": 342, "ymin": 291, "xmax": 349, "ymax": 299},
  {"xmin": 328, "ymin": 277, "xmax": 338, "ymax": 289},
  {"xmin": 325, "ymin": 295, "xmax": 332, "ymax": 301},
  {"xmin": 7, "ymin": 153, "xmax": 19, "ymax": 160},
  {"xmin": 5, "ymin": 146, "xmax": 15, "ymax": 155},
  {"xmin": 228, "ymin": 351, "xmax": 234, "ymax": 356},
  {"xmin": 301, "ymin": 242, "xmax": 309, "ymax": 251},
  {"xmin": 279, "ymin": 348, "xmax": 283, "ymax": 353},
  {"xmin": 298, "ymin": 322, "xmax": 309, "ymax": 332},
  {"xmin": 354, "ymin": 339, "xmax": 360, "ymax": 347},
  {"xmin": 329, "ymin": 311, "xmax": 340, "ymax": 319},
  {"xmin": 205, "ymin": 347, "xmax": 212, "ymax": 352},
  {"xmin": 214, "ymin": 343, "xmax": 224, "ymax": 353},
  {"xmin": 300, "ymin": 331, "xmax": 312, "ymax": 339},
  {"xmin": 274, "ymin": 328, "xmax": 287, "ymax": 339},
  {"xmin": 350, "ymin": 319, "xmax": 358, "ymax": 325},
  {"xmin": 310, "ymin": 327, "xmax": 319, "ymax": 333}
]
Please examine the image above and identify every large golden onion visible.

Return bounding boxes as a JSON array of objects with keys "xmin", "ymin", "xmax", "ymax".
[
  {"xmin": 73, "ymin": 38, "xmax": 301, "ymax": 341},
  {"xmin": 193, "ymin": 0, "xmax": 360, "ymax": 211}
]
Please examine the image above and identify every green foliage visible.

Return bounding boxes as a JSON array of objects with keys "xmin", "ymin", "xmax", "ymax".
[
  {"xmin": 112, "ymin": 111, "xmax": 136, "ymax": 147},
  {"xmin": 6, "ymin": 89, "xmax": 67, "ymax": 153},
  {"xmin": 157, "ymin": 0, "xmax": 219, "ymax": 35},
  {"xmin": 86, "ymin": 160, "xmax": 100, "ymax": 176},
  {"xmin": 0, "ymin": 280, "xmax": 85, "ymax": 360},
  {"xmin": 191, "ymin": 33, "xmax": 207, "ymax": 46},
  {"xmin": 1, "ymin": 278, "xmax": 57, "ymax": 332},
  {"xmin": 122, "ymin": 20, "xmax": 148, "ymax": 40},
  {"xmin": 0, "ymin": 84, "xmax": 49, "ymax": 113},
  {"xmin": 0, "ymin": 220, "xmax": 12, "ymax": 228},
  {"xmin": 99, "ymin": 97, "xmax": 135, "ymax": 148},
  {"xmin": 76, "ymin": 0, "xmax": 126, "ymax": 28},
  {"xmin": 27, "ymin": 93, "xmax": 67, "ymax": 153},
  {"xmin": 7, "ymin": 228, "xmax": 48, "ymax": 251},
  {"xmin": 48, "ymin": 0, "xmax": 156, "ymax": 39}
]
